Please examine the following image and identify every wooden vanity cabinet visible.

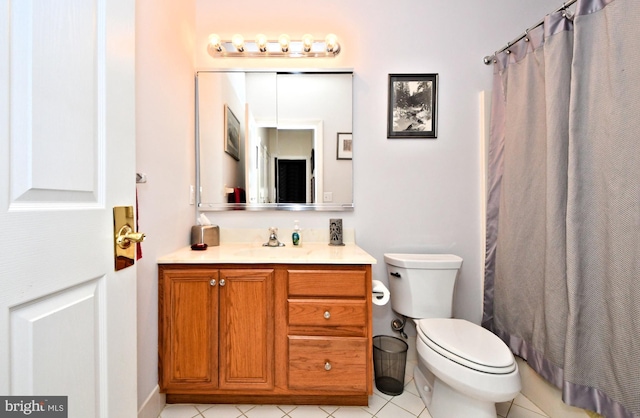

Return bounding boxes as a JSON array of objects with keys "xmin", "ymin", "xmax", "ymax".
[
  {"xmin": 158, "ymin": 263, "xmax": 372, "ymax": 405},
  {"xmin": 159, "ymin": 266, "xmax": 275, "ymax": 393}
]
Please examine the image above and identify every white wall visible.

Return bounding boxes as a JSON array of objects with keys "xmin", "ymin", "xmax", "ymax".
[
  {"xmin": 135, "ymin": 0, "xmax": 562, "ymax": 412},
  {"xmin": 192, "ymin": 0, "xmax": 560, "ymax": 331},
  {"xmin": 135, "ymin": 0, "xmax": 196, "ymax": 412}
]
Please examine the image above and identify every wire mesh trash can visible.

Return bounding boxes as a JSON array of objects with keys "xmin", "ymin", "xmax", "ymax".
[{"xmin": 373, "ymin": 335, "xmax": 408, "ymax": 396}]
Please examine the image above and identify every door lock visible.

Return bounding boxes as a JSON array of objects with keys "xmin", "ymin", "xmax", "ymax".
[
  {"xmin": 116, "ymin": 225, "xmax": 146, "ymax": 249},
  {"xmin": 113, "ymin": 206, "xmax": 146, "ymax": 271}
]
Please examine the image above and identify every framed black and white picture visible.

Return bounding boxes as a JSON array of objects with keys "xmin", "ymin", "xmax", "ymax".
[
  {"xmin": 387, "ymin": 73, "xmax": 438, "ymax": 138},
  {"xmin": 337, "ymin": 132, "xmax": 353, "ymax": 160},
  {"xmin": 224, "ymin": 104, "xmax": 240, "ymax": 160}
]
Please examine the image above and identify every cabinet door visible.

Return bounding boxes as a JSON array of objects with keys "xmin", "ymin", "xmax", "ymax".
[
  {"xmin": 219, "ymin": 269, "xmax": 275, "ymax": 390},
  {"xmin": 160, "ymin": 268, "xmax": 218, "ymax": 391}
]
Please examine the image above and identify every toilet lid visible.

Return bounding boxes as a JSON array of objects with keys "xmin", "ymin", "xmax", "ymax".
[{"xmin": 417, "ymin": 318, "xmax": 516, "ymax": 374}]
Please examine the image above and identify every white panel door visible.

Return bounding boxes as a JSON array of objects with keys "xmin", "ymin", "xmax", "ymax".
[{"xmin": 0, "ymin": 0, "xmax": 137, "ymax": 417}]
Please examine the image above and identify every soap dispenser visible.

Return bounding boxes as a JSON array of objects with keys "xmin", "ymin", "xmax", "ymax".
[{"xmin": 292, "ymin": 220, "xmax": 301, "ymax": 246}]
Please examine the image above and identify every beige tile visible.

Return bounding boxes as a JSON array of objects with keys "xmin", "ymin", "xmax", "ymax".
[
  {"xmin": 235, "ymin": 404, "xmax": 256, "ymax": 413},
  {"xmin": 243, "ymin": 405, "xmax": 288, "ymax": 418},
  {"xmin": 390, "ymin": 390, "xmax": 425, "ymax": 416},
  {"xmin": 497, "ymin": 400, "xmax": 513, "ymax": 417},
  {"xmin": 276, "ymin": 405, "xmax": 297, "ymax": 414},
  {"xmin": 373, "ymin": 384, "xmax": 394, "ymax": 401},
  {"xmin": 403, "ymin": 378, "xmax": 420, "ymax": 398},
  {"xmin": 319, "ymin": 405, "xmax": 340, "ymax": 414},
  {"xmin": 331, "ymin": 405, "xmax": 374, "ymax": 417},
  {"xmin": 193, "ymin": 404, "xmax": 213, "ymax": 413},
  {"xmin": 199, "ymin": 404, "xmax": 243, "ymax": 418},
  {"xmin": 507, "ymin": 404, "xmax": 549, "ymax": 418},
  {"xmin": 376, "ymin": 401, "xmax": 419, "ymax": 418},
  {"xmin": 159, "ymin": 404, "xmax": 202, "ymax": 418},
  {"xmin": 288, "ymin": 405, "xmax": 332, "ymax": 418},
  {"xmin": 418, "ymin": 407, "xmax": 434, "ymax": 418},
  {"xmin": 362, "ymin": 393, "xmax": 388, "ymax": 415},
  {"xmin": 513, "ymin": 394, "xmax": 548, "ymax": 416}
]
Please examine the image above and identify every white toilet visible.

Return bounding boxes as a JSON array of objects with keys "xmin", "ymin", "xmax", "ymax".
[{"xmin": 384, "ymin": 253, "xmax": 521, "ymax": 418}]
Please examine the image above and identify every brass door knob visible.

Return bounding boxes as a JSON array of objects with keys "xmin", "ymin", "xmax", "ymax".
[{"xmin": 116, "ymin": 224, "xmax": 146, "ymax": 249}]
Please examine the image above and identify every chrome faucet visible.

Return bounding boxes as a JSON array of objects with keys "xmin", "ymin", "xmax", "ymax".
[{"xmin": 263, "ymin": 227, "xmax": 285, "ymax": 247}]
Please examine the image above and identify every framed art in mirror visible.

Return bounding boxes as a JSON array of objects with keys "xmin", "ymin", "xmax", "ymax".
[
  {"xmin": 387, "ymin": 73, "xmax": 438, "ymax": 139},
  {"xmin": 337, "ymin": 132, "xmax": 352, "ymax": 160},
  {"xmin": 224, "ymin": 104, "xmax": 240, "ymax": 160}
]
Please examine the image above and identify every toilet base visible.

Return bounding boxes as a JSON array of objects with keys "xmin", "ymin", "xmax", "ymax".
[
  {"xmin": 413, "ymin": 365, "xmax": 433, "ymax": 405},
  {"xmin": 414, "ymin": 365, "xmax": 498, "ymax": 418}
]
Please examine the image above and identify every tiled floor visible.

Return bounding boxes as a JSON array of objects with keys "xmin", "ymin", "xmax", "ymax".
[{"xmin": 159, "ymin": 360, "xmax": 550, "ymax": 418}]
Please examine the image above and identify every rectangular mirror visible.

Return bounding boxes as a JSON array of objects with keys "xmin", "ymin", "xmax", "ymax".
[{"xmin": 196, "ymin": 70, "xmax": 353, "ymax": 211}]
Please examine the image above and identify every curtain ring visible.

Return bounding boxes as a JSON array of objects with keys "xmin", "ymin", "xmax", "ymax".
[{"xmin": 524, "ymin": 29, "xmax": 530, "ymax": 42}]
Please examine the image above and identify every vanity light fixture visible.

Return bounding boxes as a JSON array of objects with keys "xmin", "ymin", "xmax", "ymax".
[
  {"xmin": 302, "ymin": 34, "xmax": 314, "ymax": 52},
  {"xmin": 255, "ymin": 33, "xmax": 268, "ymax": 52},
  {"xmin": 206, "ymin": 33, "xmax": 341, "ymax": 58},
  {"xmin": 325, "ymin": 33, "xmax": 339, "ymax": 53},
  {"xmin": 278, "ymin": 34, "xmax": 291, "ymax": 52},
  {"xmin": 208, "ymin": 33, "xmax": 222, "ymax": 52},
  {"xmin": 231, "ymin": 34, "xmax": 245, "ymax": 52}
]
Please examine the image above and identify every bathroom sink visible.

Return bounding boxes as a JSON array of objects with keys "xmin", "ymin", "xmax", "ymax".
[
  {"xmin": 233, "ymin": 246, "xmax": 312, "ymax": 260},
  {"xmin": 157, "ymin": 241, "xmax": 378, "ymax": 265}
]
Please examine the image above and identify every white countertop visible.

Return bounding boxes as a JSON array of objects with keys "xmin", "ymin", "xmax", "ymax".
[{"xmin": 157, "ymin": 242, "xmax": 377, "ymax": 265}]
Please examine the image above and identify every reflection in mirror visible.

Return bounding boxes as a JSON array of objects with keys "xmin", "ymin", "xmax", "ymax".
[{"xmin": 196, "ymin": 71, "xmax": 353, "ymax": 211}]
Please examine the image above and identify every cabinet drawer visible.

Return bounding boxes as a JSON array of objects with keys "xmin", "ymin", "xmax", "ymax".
[
  {"xmin": 288, "ymin": 270, "xmax": 366, "ymax": 298},
  {"xmin": 288, "ymin": 300, "xmax": 366, "ymax": 327},
  {"xmin": 288, "ymin": 336, "xmax": 367, "ymax": 391}
]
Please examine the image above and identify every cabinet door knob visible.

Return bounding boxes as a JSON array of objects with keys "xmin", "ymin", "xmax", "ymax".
[
  {"xmin": 323, "ymin": 311, "xmax": 331, "ymax": 319},
  {"xmin": 210, "ymin": 279, "xmax": 216, "ymax": 286},
  {"xmin": 324, "ymin": 361, "xmax": 332, "ymax": 371},
  {"xmin": 219, "ymin": 279, "xmax": 226, "ymax": 287}
]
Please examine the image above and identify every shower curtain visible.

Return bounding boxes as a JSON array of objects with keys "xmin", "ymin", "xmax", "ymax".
[{"xmin": 483, "ymin": 1, "xmax": 640, "ymax": 417}]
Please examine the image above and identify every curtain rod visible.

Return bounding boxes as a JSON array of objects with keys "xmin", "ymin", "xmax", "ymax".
[{"xmin": 483, "ymin": 0, "xmax": 577, "ymax": 65}]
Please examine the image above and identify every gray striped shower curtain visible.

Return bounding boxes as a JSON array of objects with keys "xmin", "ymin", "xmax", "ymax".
[{"xmin": 483, "ymin": 1, "xmax": 640, "ymax": 417}]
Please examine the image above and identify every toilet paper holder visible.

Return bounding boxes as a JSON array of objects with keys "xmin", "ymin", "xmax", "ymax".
[{"xmin": 371, "ymin": 279, "xmax": 390, "ymax": 306}]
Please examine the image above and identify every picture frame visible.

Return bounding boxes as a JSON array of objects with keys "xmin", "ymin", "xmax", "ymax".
[
  {"xmin": 224, "ymin": 104, "xmax": 240, "ymax": 160},
  {"xmin": 337, "ymin": 132, "xmax": 353, "ymax": 160},
  {"xmin": 387, "ymin": 73, "xmax": 438, "ymax": 138}
]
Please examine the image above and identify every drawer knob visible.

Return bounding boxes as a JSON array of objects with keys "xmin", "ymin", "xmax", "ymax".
[
  {"xmin": 219, "ymin": 279, "xmax": 226, "ymax": 287},
  {"xmin": 210, "ymin": 279, "xmax": 216, "ymax": 286},
  {"xmin": 324, "ymin": 361, "xmax": 332, "ymax": 371},
  {"xmin": 323, "ymin": 311, "xmax": 331, "ymax": 319}
]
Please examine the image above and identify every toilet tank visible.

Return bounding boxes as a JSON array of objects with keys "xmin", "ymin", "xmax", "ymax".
[{"xmin": 384, "ymin": 253, "xmax": 463, "ymax": 319}]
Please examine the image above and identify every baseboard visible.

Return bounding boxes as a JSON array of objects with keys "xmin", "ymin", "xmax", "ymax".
[
  {"xmin": 516, "ymin": 358, "xmax": 591, "ymax": 418},
  {"xmin": 138, "ymin": 385, "xmax": 166, "ymax": 418}
]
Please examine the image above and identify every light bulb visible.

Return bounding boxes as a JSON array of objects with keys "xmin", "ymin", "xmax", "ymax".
[
  {"xmin": 278, "ymin": 34, "xmax": 290, "ymax": 52},
  {"xmin": 302, "ymin": 34, "xmax": 314, "ymax": 52},
  {"xmin": 231, "ymin": 34, "xmax": 245, "ymax": 52},
  {"xmin": 255, "ymin": 34, "xmax": 268, "ymax": 52},
  {"xmin": 325, "ymin": 33, "xmax": 339, "ymax": 53},
  {"xmin": 208, "ymin": 33, "xmax": 222, "ymax": 52}
]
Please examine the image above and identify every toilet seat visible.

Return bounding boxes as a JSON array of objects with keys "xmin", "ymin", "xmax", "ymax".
[{"xmin": 417, "ymin": 318, "xmax": 516, "ymax": 374}]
